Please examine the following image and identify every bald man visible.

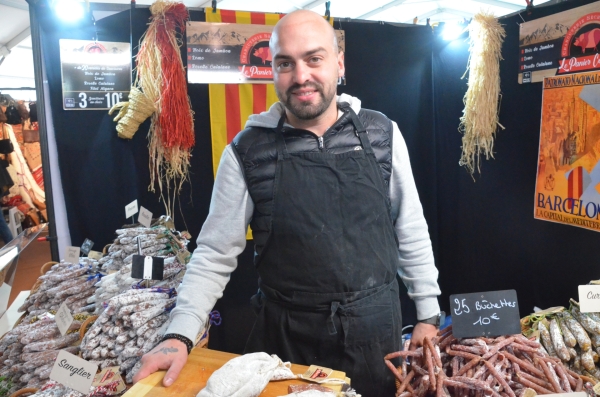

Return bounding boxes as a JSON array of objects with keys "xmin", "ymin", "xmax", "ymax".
[{"xmin": 134, "ymin": 10, "xmax": 441, "ymax": 397}]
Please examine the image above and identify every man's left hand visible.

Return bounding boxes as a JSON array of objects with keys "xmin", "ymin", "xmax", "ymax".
[{"xmin": 409, "ymin": 322, "xmax": 438, "ymax": 350}]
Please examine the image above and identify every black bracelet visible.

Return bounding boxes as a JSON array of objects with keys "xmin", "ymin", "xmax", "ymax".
[{"xmin": 161, "ymin": 333, "xmax": 193, "ymax": 354}]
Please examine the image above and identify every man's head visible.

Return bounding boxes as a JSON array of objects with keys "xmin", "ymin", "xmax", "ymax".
[{"xmin": 270, "ymin": 10, "xmax": 344, "ymax": 123}]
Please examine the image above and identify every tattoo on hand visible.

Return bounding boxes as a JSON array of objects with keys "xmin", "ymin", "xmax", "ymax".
[{"xmin": 153, "ymin": 347, "xmax": 179, "ymax": 355}]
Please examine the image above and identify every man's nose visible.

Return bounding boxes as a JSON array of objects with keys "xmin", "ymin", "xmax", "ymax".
[{"xmin": 292, "ymin": 62, "xmax": 310, "ymax": 84}]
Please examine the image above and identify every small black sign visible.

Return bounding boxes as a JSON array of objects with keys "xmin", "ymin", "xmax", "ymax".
[
  {"xmin": 131, "ymin": 255, "xmax": 164, "ymax": 281},
  {"xmin": 449, "ymin": 290, "xmax": 521, "ymax": 338},
  {"xmin": 80, "ymin": 238, "xmax": 94, "ymax": 255}
]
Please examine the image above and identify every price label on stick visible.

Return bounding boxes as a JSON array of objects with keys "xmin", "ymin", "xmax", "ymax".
[
  {"xmin": 449, "ymin": 290, "xmax": 521, "ymax": 338},
  {"xmin": 131, "ymin": 255, "xmax": 164, "ymax": 281},
  {"xmin": 65, "ymin": 246, "xmax": 80, "ymax": 264},
  {"xmin": 55, "ymin": 301, "xmax": 74, "ymax": 336},
  {"xmin": 125, "ymin": 199, "xmax": 138, "ymax": 219},
  {"xmin": 579, "ymin": 285, "xmax": 600, "ymax": 313},
  {"xmin": 87, "ymin": 250, "xmax": 103, "ymax": 260},
  {"xmin": 138, "ymin": 206, "xmax": 153, "ymax": 228},
  {"xmin": 50, "ymin": 350, "xmax": 98, "ymax": 394},
  {"xmin": 81, "ymin": 238, "xmax": 94, "ymax": 255},
  {"xmin": 92, "ymin": 366, "xmax": 126, "ymax": 393}
]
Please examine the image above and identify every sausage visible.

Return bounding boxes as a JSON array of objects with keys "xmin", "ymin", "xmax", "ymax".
[
  {"xmin": 549, "ymin": 318, "xmax": 571, "ymax": 361},
  {"xmin": 558, "ymin": 316, "xmax": 577, "ymax": 348},
  {"xmin": 564, "ymin": 313, "xmax": 592, "ymax": 351},
  {"xmin": 538, "ymin": 321, "xmax": 557, "ymax": 357}
]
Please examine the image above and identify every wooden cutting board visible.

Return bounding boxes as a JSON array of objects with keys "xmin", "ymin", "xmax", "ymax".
[{"xmin": 124, "ymin": 348, "xmax": 347, "ymax": 397}]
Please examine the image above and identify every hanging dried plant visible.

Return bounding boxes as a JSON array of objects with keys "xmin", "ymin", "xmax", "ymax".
[
  {"xmin": 459, "ymin": 12, "xmax": 506, "ymax": 177},
  {"xmin": 135, "ymin": 0, "xmax": 195, "ymax": 215}
]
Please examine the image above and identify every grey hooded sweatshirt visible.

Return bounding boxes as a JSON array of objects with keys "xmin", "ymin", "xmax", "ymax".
[{"xmin": 166, "ymin": 94, "xmax": 441, "ymax": 343}]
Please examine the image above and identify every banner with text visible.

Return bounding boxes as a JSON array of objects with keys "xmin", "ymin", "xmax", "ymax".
[
  {"xmin": 59, "ymin": 39, "xmax": 131, "ymax": 110},
  {"xmin": 534, "ymin": 71, "xmax": 600, "ymax": 232},
  {"xmin": 519, "ymin": 1, "xmax": 600, "ymax": 84},
  {"xmin": 186, "ymin": 21, "xmax": 345, "ymax": 84}
]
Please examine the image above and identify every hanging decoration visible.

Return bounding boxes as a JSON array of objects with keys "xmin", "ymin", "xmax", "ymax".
[
  {"xmin": 111, "ymin": 0, "xmax": 194, "ymax": 216},
  {"xmin": 458, "ymin": 12, "xmax": 506, "ymax": 178}
]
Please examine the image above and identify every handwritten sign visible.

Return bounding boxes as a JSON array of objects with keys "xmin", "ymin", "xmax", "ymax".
[
  {"xmin": 138, "ymin": 206, "xmax": 152, "ymax": 228},
  {"xmin": 65, "ymin": 246, "xmax": 80, "ymax": 264},
  {"xmin": 55, "ymin": 301, "xmax": 74, "ymax": 336},
  {"xmin": 131, "ymin": 255, "xmax": 164, "ymax": 281},
  {"xmin": 49, "ymin": 350, "xmax": 98, "ymax": 394},
  {"xmin": 92, "ymin": 366, "xmax": 126, "ymax": 393},
  {"xmin": 579, "ymin": 285, "xmax": 600, "ymax": 313},
  {"xmin": 80, "ymin": 238, "xmax": 94, "ymax": 255},
  {"xmin": 450, "ymin": 290, "xmax": 521, "ymax": 338},
  {"xmin": 87, "ymin": 250, "xmax": 103, "ymax": 260},
  {"xmin": 125, "ymin": 200, "xmax": 138, "ymax": 219}
]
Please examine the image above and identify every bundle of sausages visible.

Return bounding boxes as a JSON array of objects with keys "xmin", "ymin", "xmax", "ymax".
[
  {"xmin": 81, "ymin": 287, "xmax": 176, "ymax": 383},
  {"xmin": 25, "ymin": 380, "xmax": 122, "ymax": 397},
  {"xmin": 17, "ymin": 262, "xmax": 102, "ymax": 319},
  {"xmin": 536, "ymin": 303, "xmax": 600, "ymax": 381},
  {"xmin": 385, "ymin": 326, "xmax": 592, "ymax": 397},
  {"xmin": 0, "ymin": 313, "xmax": 90, "ymax": 393}
]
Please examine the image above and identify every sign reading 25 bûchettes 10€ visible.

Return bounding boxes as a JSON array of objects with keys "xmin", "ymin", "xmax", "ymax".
[{"xmin": 186, "ymin": 22, "xmax": 345, "ymax": 84}]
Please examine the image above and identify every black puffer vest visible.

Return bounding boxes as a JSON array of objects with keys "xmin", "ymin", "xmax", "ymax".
[{"xmin": 231, "ymin": 102, "xmax": 394, "ymax": 265}]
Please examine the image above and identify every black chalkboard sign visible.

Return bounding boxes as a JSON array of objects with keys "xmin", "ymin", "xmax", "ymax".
[
  {"xmin": 131, "ymin": 255, "xmax": 164, "ymax": 281},
  {"xmin": 449, "ymin": 290, "xmax": 521, "ymax": 338}
]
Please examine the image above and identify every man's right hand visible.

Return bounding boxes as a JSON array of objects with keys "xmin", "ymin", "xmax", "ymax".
[{"xmin": 133, "ymin": 339, "xmax": 189, "ymax": 387}]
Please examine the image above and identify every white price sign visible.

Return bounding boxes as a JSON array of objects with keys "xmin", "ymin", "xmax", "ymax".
[
  {"xmin": 65, "ymin": 246, "xmax": 80, "ymax": 264},
  {"xmin": 55, "ymin": 301, "xmax": 74, "ymax": 336},
  {"xmin": 50, "ymin": 350, "xmax": 98, "ymax": 394},
  {"xmin": 579, "ymin": 285, "xmax": 600, "ymax": 313},
  {"xmin": 138, "ymin": 206, "xmax": 153, "ymax": 228},
  {"xmin": 125, "ymin": 199, "xmax": 138, "ymax": 219}
]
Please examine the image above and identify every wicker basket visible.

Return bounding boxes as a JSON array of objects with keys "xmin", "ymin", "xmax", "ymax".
[
  {"xmin": 9, "ymin": 388, "xmax": 38, "ymax": 397},
  {"xmin": 40, "ymin": 261, "xmax": 58, "ymax": 275},
  {"xmin": 79, "ymin": 315, "xmax": 98, "ymax": 342}
]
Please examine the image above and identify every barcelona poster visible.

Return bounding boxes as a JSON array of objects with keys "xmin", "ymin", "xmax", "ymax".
[{"xmin": 535, "ymin": 71, "xmax": 600, "ymax": 232}]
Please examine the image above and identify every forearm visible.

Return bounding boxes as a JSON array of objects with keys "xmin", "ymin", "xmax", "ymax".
[{"xmin": 166, "ymin": 146, "xmax": 253, "ymax": 342}]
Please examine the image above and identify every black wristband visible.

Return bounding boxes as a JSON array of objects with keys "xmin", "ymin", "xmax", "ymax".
[{"xmin": 161, "ymin": 333, "xmax": 193, "ymax": 354}]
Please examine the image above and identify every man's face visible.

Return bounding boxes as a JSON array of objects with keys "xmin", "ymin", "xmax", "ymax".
[{"xmin": 270, "ymin": 18, "xmax": 344, "ymax": 121}]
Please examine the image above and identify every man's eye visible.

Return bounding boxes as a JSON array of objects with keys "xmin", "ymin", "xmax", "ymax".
[
  {"xmin": 309, "ymin": 57, "xmax": 321, "ymax": 63},
  {"xmin": 279, "ymin": 62, "xmax": 291, "ymax": 69}
]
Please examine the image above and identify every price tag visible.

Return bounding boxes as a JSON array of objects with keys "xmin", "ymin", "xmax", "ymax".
[
  {"xmin": 131, "ymin": 255, "xmax": 164, "ymax": 281},
  {"xmin": 545, "ymin": 393, "xmax": 586, "ymax": 397},
  {"xmin": 92, "ymin": 366, "xmax": 126, "ymax": 393},
  {"xmin": 55, "ymin": 301, "xmax": 74, "ymax": 336},
  {"xmin": 579, "ymin": 285, "xmax": 600, "ymax": 313},
  {"xmin": 87, "ymin": 250, "xmax": 103, "ymax": 260},
  {"xmin": 125, "ymin": 199, "xmax": 138, "ymax": 219},
  {"xmin": 449, "ymin": 290, "xmax": 521, "ymax": 338},
  {"xmin": 50, "ymin": 350, "xmax": 98, "ymax": 394},
  {"xmin": 65, "ymin": 246, "xmax": 80, "ymax": 264},
  {"xmin": 80, "ymin": 238, "xmax": 94, "ymax": 255},
  {"xmin": 138, "ymin": 206, "xmax": 153, "ymax": 228}
]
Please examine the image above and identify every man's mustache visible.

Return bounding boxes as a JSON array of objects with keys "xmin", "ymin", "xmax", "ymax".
[{"xmin": 286, "ymin": 83, "xmax": 323, "ymax": 97}]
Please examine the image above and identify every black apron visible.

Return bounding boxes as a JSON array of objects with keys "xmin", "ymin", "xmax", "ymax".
[{"xmin": 245, "ymin": 107, "xmax": 402, "ymax": 397}]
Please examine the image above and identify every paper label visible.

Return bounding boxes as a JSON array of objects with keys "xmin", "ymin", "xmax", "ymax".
[
  {"xmin": 579, "ymin": 285, "xmax": 600, "ymax": 313},
  {"xmin": 49, "ymin": 350, "xmax": 98, "ymax": 394},
  {"xmin": 87, "ymin": 250, "xmax": 103, "ymax": 260},
  {"xmin": 65, "ymin": 246, "xmax": 80, "ymax": 264},
  {"xmin": 301, "ymin": 365, "xmax": 334, "ymax": 382},
  {"xmin": 545, "ymin": 393, "xmax": 586, "ymax": 397},
  {"xmin": 594, "ymin": 382, "xmax": 600, "ymax": 395},
  {"xmin": 92, "ymin": 366, "xmax": 126, "ymax": 393},
  {"xmin": 138, "ymin": 206, "xmax": 152, "ymax": 228},
  {"xmin": 125, "ymin": 199, "xmax": 138, "ymax": 219},
  {"xmin": 55, "ymin": 301, "xmax": 74, "ymax": 336},
  {"xmin": 143, "ymin": 256, "xmax": 153, "ymax": 280},
  {"xmin": 80, "ymin": 238, "xmax": 94, "ymax": 255}
]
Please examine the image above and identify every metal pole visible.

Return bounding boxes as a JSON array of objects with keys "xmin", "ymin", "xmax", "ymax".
[{"xmin": 27, "ymin": 0, "xmax": 60, "ymax": 261}]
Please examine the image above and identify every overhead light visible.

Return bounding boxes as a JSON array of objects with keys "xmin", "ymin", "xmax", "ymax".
[
  {"xmin": 442, "ymin": 22, "xmax": 465, "ymax": 41},
  {"xmin": 54, "ymin": 0, "xmax": 85, "ymax": 21}
]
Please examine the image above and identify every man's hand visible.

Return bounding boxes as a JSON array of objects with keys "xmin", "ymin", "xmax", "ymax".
[
  {"xmin": 133, "ymin": 339, "xmax": 188, "ymax": 387},
  {"xmin": 409, "ymin": 322, "xmax": 438, "ymax": 351}
]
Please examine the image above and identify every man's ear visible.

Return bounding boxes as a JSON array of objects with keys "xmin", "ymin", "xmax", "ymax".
[{"xmin": 337, "ymin": 51, "xmax": 345, "ymax": 78}]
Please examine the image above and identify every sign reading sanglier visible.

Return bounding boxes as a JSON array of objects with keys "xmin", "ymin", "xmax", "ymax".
[
  {"xmin": 186, "ymin": 22, "xmax": 344, "ymax": 84},
  {"xmin": 49, "ymin": 350, "xmax": 98, "ymax": 394},
  {"xmin": 59, "ymin": 39, "xmax": 131, "ymax": 110}
]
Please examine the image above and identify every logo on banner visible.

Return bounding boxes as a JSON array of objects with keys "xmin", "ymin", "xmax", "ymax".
[
  {"xmin": 558, "ymin": 13, "xmax": 600, "ymax": 74},
  {"xmin": 239, "ymin": 32, "xmax": 273, "ymax": 79}
]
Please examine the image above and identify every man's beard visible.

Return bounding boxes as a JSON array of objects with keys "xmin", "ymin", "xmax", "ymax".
[{"xmin": 278, "ymin": 82, "xmax": 336, "ymax": 120}]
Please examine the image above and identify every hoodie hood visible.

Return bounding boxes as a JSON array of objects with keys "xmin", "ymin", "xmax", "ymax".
[{"xmin": 245, "ymin": 93, "xmax": 362, "ymax": 129}]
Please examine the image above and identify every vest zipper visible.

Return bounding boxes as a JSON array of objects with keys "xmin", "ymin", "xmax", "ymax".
[{"xmin": 318, "ymin": 136, "xmax": 324, "ymax": 151}]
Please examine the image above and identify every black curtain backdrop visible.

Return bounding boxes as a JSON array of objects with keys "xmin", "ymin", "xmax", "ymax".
[
  {"xmin": 37, "ymin": 0, "xmax": 600, "ymax": 354},
  {"xmin": 433, "ymin": 0, "xmax": 600, "ymax": 318}
]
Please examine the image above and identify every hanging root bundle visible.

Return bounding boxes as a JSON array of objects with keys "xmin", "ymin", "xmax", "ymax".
[
  {"xmin": 109, "ymin": 87, "xmax": 155, "ymax": 139},
  {"xmin": 459, "ymin": 12, "xmax": 506, "ymax": 177},
  {"xmin": 123, "ymin": 0, "xmax": 194, "ymax": 215}
]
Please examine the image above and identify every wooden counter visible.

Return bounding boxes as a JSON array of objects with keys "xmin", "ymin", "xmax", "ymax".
[{"xmin": 124, "ymin": 348, "xmax": 320, "ymax": 397}]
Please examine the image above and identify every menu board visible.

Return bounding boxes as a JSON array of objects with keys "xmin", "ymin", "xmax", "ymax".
[{"xmin": 59, "ymin": 39, "xmax": 131, "ymax": 110}]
